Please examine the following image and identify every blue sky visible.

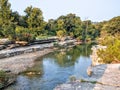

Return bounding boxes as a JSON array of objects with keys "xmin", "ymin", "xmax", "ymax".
[{"xmin": 9, "ymin": 0, "xmax": 120, "ymax": 22}]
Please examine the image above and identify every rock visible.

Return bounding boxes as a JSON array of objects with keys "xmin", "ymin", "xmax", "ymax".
[
  {"xmin": 0, "ymin": 72, "xmax": 16, "ymax": 89},
  {"xmin": 54, "ymin": 64, "xmax": 120, "ymax": 90},
  {"xmin": 0, "ymin": 38, "xmax": 12, "ymax": 45},
  {"xmin": 4, "ymin": 69, "xmax": 11, "ymax": 73},
  {"xmin": 7, "ymin": 44, "xmax": 20, "ymax": 49},
  {"xmin": 0, "ymin": 53, "xmax": 7, "ymax": 59},
  {"xmin": 15, "ymin": 41, "xmax": 28, "ymax": 46},
  {"xmin": 0, "ymin": 43, "xmax": 54, "ymax": 59},
  {"xmin": 87, "ymin": 66, "xmax": 93, "ymax": 77},
  {"xmin": 24, "ymin": 48, "xmax": 33, "ymax": 53},
  {"xmin": 90, "ymin": 45, "xmax": 107, "ymax": 66},
  {"xmin": 0, "ymin": 45, "xmax": 6, "ymax": 50},
  {"xmin": 26, "ymin": 72, "xmax": 35, "ymax": 75}
]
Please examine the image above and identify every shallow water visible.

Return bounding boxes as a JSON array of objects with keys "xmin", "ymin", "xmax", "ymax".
[{"xmin": 6, "ymin": 44, "xmax": 92, "ymax": 90}]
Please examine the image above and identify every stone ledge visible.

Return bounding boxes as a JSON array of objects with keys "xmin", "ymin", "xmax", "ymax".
[{"xmin": 54, "ymin": 64, "xmax": 120, "ymax": 90}]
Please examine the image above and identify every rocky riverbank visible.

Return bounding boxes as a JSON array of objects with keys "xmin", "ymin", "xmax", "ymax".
[
  {"xmin": 0, "ymin": 42, "xmax": 56, "ymax": 74},
  {"xmin": 54, "ymin": 64, "xmax": 120, "ymax": 90},
  {"xmin": 0, "ymin": 39, "xmax": 80, "ymax": 74},
  {"xmin": 0, "ymin": 47, "xmax": 55, "ymax": 74},
  {"xmin": 0, "ymin": 39, "xmax": 80, "ymax": 89},
  {"xmin": 54, "ymin": 45, "xmax": 120, "ymax": 90},
  {"xmin": 0, "ymin": 43, "xmax": 54, "ymax": 59}
]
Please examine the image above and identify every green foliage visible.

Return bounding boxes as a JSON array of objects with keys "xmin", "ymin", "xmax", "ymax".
[
  {"xmin": 98, "ymin": 34, "xmax": 120, "ymax": 63},
  {"xmin": 0, "ymin": 0, "xmax": 16, "ymax": 39},
  {"xmin": 0, "ymin": 70, "xmax": 7, "ymax": 87},
  {"xmin": 102, "ymin": 16, "xmax": 120, "ymax": 35},
  {"xmin": 81, "ymin": 20, "xmax": 99, "ymax": 42},
  {"xmin": 58, "ymin": 13, "xmax": 82, "ymax": 37},
  {"xmin": 57, "ymin": 29, "xmax": 66, "ymax": 38},
  {"xmin": 0, "ymin": 70, "xmax": 6, "ymax": 78},
  {"xmin": 45, "ymin": 19, "xmax": 57, "ymax": 36},
  {"xmin": 25, "ymin": 6, "xmax": 43, "ymax": 28},
  {"xmin": 15, "ymin": 26, "xmax": 35, "ymax": 42},
  {"xmin": 0, "ymin": 0, "xmax": 119, "ymax": 44},
  {"xmin": 97, "ymin": 16, "xmax": 120, "ymax": 63},
  {"xmin": 45, "ymin": 13, "xmax": 100, "ymax": 41},
  {"xmin": 11, "ymin": 11, "xmax": 28, "ymax": 27},
  {"xmin": 36, "ymin": 35, "xmax": 52, "ymax": 40}
]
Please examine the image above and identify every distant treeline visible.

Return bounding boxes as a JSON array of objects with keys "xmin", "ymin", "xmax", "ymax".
[{"xmin": 0, "ymin": 0, "xmax": 120, "ymax": 42}]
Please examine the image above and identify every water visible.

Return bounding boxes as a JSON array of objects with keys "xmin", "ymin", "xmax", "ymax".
[{"xmin": 6, "ymin": 44, "xmax": 92, "ymax": 90}]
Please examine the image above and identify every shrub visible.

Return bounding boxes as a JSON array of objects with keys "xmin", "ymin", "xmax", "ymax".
[
  {"xmin": 15, "ymin": 27, "xmax": 35, "ymax": 42},
  {"xmin": 57, "ymin": 29, "xmax": 66, "ymax": 39},
  {"xmin": 0, "ymin": 71, "xmax": 7, "ymax": 84},
  {"xmin": 97, "ymin": 34, "xmax": 120, "ymax": 63}
]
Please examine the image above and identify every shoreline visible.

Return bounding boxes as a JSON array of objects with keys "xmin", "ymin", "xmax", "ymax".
[
  {"xmin": 54, "ymin": 64, "xmax": 120, "ymax": 90},
  {"xmin": 54, "ymin": 44, "xmax": 120, "ymax": 90},
  {"xmin": 0, "ymin": 43, "xmax": 54, "ymax": 59},
  {"xmin": 0, "ymin": 39, "xmax": 79, "ymax": 74},
  {"xmin": 0, "ymin": 48, "xmax": 55, "ymax": 74}
]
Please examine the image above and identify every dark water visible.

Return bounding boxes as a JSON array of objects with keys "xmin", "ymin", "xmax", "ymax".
[{"xmin": 6, "ymin": 44, "xmax": 92, "ymax": 90}]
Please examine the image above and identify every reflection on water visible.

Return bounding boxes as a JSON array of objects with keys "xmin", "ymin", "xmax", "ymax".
[{"xmin": 6, "ymin": 44, "xmax": 92, "ymax": 90}]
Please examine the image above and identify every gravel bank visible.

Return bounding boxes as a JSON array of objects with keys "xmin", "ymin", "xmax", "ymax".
[{"xmin": 0, "ymin": 48, "xmax": 55, "ymax": 74}]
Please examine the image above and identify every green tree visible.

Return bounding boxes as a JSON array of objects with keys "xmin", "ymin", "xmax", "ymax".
[
  {"xmin": 54, "ymin": 13, "xmax": 83, "ymax": 39},
  {"xmin": 15, "ymin": 26, "xmax": 35, "ymax": 42},
  {"xmin": 58, "ymin": 13, "xmax": 82, "ymax": 37},
  {"xmin": 45, "ymin": 19, "xmax": 57, "ymax": 36},
  {"xmin": 98, "ymin": 34, "xmax": 120, "ymax": 63},
  {"xmin": 0, "ymin": 0, "xmax": 15, "ymax": 39},
  {"xmin": 102, "ymin": 16, "xmax": 120, "ymax": 35},
  {"xmin": 81, "ymin": 20, "xmax": 99, "ymax": 42},
  {"xmin": 24, "ymin": 6, "xmax": 45, "ymax": 36},
  {"xmin": 57, "ymin": 29, "xmax": 66, "ymax": 39},
  {"xmin": 11, "ymin": 11, "xmax": 28, "ymax": 27}
]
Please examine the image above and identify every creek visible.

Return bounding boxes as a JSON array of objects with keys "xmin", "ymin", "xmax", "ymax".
[{"xmin": 5, "ymin": 44, "xmax": 92, "ymax": 90}]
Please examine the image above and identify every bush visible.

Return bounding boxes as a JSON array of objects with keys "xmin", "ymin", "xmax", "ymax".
[
  {"xmin": 0, "ymin": 71, "xmax": 7, "ymax": 84},
  {"xmin": 15, "ymin": 27, "xmax": 35, "ymax": 42},
  {"xmin": 98, "ymin": 34, "xmax": 120, "ymax": 63},
  {"xmin": 57, "ymin": 29, "xmax": 66, "ymax": 39}
]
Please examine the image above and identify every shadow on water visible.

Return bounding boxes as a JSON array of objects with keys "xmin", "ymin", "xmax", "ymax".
[{"xmin": 5, "ymin": 44, "xmax": 105, "ymax": 90}]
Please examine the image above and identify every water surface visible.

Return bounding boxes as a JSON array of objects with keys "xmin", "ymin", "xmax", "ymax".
[{"xmin": 6, "ymin": 44, "xmax": 92, "ymax": 90}]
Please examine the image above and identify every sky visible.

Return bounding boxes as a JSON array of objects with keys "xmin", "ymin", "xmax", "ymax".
[{"xmin": 9, "ymin": 0, "xmax": 120, "ymax": 22}]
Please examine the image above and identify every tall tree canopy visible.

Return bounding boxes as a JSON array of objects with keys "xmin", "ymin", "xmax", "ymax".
[
  {"xmin": 0, "ymin": 0, "xmax": 15, "ymax": 38},
  {"xmin": 102, "ymin": 16, "xmax": 120, "ymax": 35},
  {"xmin": 24, "ymin": 6, "xmax": 46, "ymax": 36}
]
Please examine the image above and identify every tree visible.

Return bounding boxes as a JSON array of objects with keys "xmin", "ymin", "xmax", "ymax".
[
  {"xmin": 81, "ymin": 20, "xmax": 99, "ymax": 42},
  {"xmin": 24, "ymin": 6, "xmax": 45, "ymax": 36},
  {"xmin": 98, "ymin": 34, "xmax": 120, "ymax": 63},
  {"xmin": 45, "ymin": 19, "xmax": 57, "ymax": 36},
  {"xmin": 56, "ymin": 13, "xmax": 82, "ymax": 39},
  {"xmin": 0, "ymin": 0, "xmax": 15, "ymax": 39},
  {"xmin": 57, "ymin": 29, "xmax": 66, "ymax": 39},
  {"xmin": 102, "ymin": 16, "xmax": 120, "ymax": 35},
  {"xmin": 11, "ymin": 11, "xmax": 28, "ymax": 27},
  {"xmin": 15, "ymin": 26, "xmax": 35, "ymax": 42}
]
